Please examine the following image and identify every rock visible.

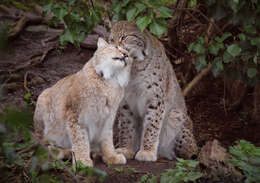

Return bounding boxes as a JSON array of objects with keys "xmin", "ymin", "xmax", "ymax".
[{"xmin": 198, "ymin": 139, "xmax": 243, "ymax": 182}]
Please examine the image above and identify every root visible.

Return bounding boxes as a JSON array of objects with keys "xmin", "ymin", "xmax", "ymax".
[
  {"xmin": 2, "ymin": 82, "xmax": 23, "ymax": 90},
  {"xmin": 13, "ymin": 44, "xmax": 55, "ymax": 72},
  {"xmin": 8, "ymin": 16, "xmax": 28, "ymax": 39},
  {"xmin": 183, "ymin": 63, "xmax": 212, "ymax": 97},
  {"xmin": 23, "ymin": 72, "xmax": 30, "ymax": 93}
]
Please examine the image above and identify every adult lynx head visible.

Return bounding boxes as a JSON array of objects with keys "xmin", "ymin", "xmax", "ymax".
[
  {"xmin": 109, "ymin": 21, "xmax": 148, "ymax": 62},
  {"xmin": 93, "ymin": 38, "xmax": 133, "ymax": 87}
]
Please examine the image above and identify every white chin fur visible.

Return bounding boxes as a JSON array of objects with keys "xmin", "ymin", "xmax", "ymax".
[
  {"xmin": 94, "ymin": 62, "xmax": 130, "ymax": 88},
  {"xmin": 116, "ymin": 69, "xmax": 130, "ymax": 87}
]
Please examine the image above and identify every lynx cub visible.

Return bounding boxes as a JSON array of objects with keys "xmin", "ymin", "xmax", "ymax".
[
  {"xmin": 109, "ymin": 21, "xmax": 197, "ymax": 161},
  {"xmin": 34, "ymin": 38, "xmax": 133, "ymax": 167}
]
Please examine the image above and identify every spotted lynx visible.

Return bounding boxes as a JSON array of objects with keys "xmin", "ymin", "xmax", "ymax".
[
  {"xmin": 109, "ymin": 21, "xmax": 197, "ymax": 161},
  {"xmin": 34, "ymin": 38, "xmax": 133, "ymax": 167}
]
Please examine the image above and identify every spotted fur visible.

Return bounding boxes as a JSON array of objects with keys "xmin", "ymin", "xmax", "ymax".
[{"xmin": 110, "ymin": 21, "xmax": 197, "ymax": 161}]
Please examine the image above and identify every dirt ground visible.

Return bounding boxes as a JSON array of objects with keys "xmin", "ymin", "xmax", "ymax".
[{"xmin": 0, "ymin": 27, "xmax": 259, "ymax": 183}]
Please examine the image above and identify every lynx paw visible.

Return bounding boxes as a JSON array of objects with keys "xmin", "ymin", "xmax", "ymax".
[
  {"xmin": 135, "ymin": 150, "xmax": 157, "ymax": 162},
  {"xmin": 103, "ymin": 153, "xmax": 127, "ymax": 165},
  {"xmin": 73, "ymin": 157, "xmax": 93, "ymax": 167},
  {"xmin": 116, "ymin": 148, "xmax": 135, "ymax": 159}
]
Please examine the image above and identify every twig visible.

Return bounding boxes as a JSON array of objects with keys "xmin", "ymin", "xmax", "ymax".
[
  {"xmin": 174, "ymin": 7, "xmax": 223, "ymax": 34},
  {"xmin": 186, "ymin": 10, "xmax": 203, "ymax": 26},
  {"xmin": 183, "ymin": 18, "xmax": 215, "ymax": 97},
  {"xmin": 2, "ymin": 82, "xmax": 23, "ymax": 90},
  {"xmin": 17, "ymin": 142, "xmax": 38, "ymax": 155},
  {"xmin": 0, "ymin": 5, "xmax": 12, "ymax": 14},
  {"xmin": 183, "ymin": 63, "xmax": 212, "ymax": 97},
  {"xmin": 24, "ymin": 71, "xmax": 30, "ymax": 93},
  {"xmin": 13, "ymin": 46, "xmax": 55, "ymax": 72},
  {"xmin": 90, "ymin": 0, "xmax": 94, "ymax": 9},
  {"xmin": 8, "ymin": 16, "xmax": 28, "ymax": 39}
]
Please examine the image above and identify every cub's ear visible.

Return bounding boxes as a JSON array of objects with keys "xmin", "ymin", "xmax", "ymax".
[{"xmin": 97, "ymin": 37, "xmax": 108, "ymax": 49}]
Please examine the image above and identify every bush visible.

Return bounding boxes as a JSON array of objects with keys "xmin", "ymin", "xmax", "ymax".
[
  {"xmin": 138, "ymin": 158, "xmax": 202, "ymax": 183},
  {"xmin": 189, "ymin": 0, "xmax": 259, "ymax": 84},
  {"xmin": 229, "ymin": 140, "xmax": 260, "ymax": 183}
]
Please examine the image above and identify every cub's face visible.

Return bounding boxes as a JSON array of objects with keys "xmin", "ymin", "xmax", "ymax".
[{"xmin": 93, "ymin": 38, "xmax": 132, "ymax": 83}]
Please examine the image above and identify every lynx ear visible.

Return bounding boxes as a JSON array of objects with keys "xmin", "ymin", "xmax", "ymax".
[{"xmin": 97, "ymin": 37, "xmax": 108, "ymax": 49}]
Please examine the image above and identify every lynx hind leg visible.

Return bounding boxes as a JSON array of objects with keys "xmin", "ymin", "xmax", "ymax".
[
  {"xmin": 65, "ymin": 121, "xmax": 93, "ymax": 167},
  {"xmin": 34, "ymin": 89, "xmax": 51, "ymax": 139},
  {"xmin": 158, "ymin": 110, "xmax": 185, "ymax": 160},
  {"xmin": 174, "ymin": 117, "xmax": 198, "ymax": 159},
  {"xmin": 115, "ymin": 103, "xmax": 136, "ymax": 159}
]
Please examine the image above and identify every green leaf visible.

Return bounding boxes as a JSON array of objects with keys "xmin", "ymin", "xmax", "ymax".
[
  {"xmin": 188, "ymin": 0, "xmax": 197, "ymax": 7},
  {"xmin": 134, "ymin": 2, "xmax": 146, "ymax": 14},
  {"xmin": 244, "ymin": 25, "xmax": 257, "ymax": 34},
  {"xmin": 193, "ymin": 43, "xmax": 206, "ymax": 54},
  {"xmin": 42, "ymin": 3, "xmax": 52, "ymax": 15},
  {"xmin": 223, "ymin": 51, "xmax": 233, "ymax": 63},
  {"xmin": 227, "ymin": 44, "xmax": 241, "ymax": 57},
  {"xmin": 186, "ymin": 172, "xmax": 203, "ymax": 181},
  {"xmin": 212, "ymin": 57, "xmax": 223, "ymax": 77},
  {"xmin": 253, "ymin": 55, "xmax": 258, "ymax": 64},
  {"xmin": 247, "ymin": 68, "xmax": 258, "ymax": 78},
  {"xmin": 157, "ymin": 6, "xmax": 173, "ymax": 18},
  {"xmin": 60, "ymin": 29, "xmax": 74, "ymax": 45},
  {"xmin": 121, "ymin": 0, "xmax": 131, "ymax": 7},
  {"xmin": 138, "ymin": 175, "xmax": 149, "ymax": 183},
  {"xmin": 238, "ymin": 33, "xmax": 246, "ymax": 41},
  {"xmin": 12, "ymin": 1, "xmax": 31, "ymax": 11},
  {"xmin": 90, "ymin": 8, "xmax": 101, "ymax": 26},
  {"xmin": 24, "ymin": 93, "xmax": 31, "ymax": 100},
  {"xmin": 195, "ymin": 55, "xmax": 207, "ymax": 72},
  {"xmin": 114, "ymin": 167, "xmax": 124, "ymax": 172},
  {"xmin": 188, "ymin": 42, "xmax": 195, "ymax": 52},
  {"xmin": 149, "ymin": 20, "xmax": 167, "ymax": 38},
  {"xmin": 136, "ymin": 16, "xmax": 152, "ymax": 32},
  {"xmin": 220, "ymin": 32, "xmax": 232, "ymax": 42},
  {"xmin": 198, "ymin": 36, "xmax": 205, "ymax": 44},
  {"xmin": 209, "ymin": 42, "xmax": 223, "ymax": 55},
  {"xmin": 250, "ymin": 37, "xmax": 260, "ymax": 46},
  {"xmin": 53, "ymin": 8, "xmax": 67, "ymax": 20},
  {"xmin": 114, "ymin": 3, "xmax": 122, "ymax": 14},
  {"xmin": 127, "ymin": 7, "xmax": 138, "ymax": 22}
]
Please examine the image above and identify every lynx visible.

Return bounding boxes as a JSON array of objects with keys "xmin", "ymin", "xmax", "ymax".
[
  {"xmin": 34, "ymin": 38, "xmax": 133, "ymax": 167},
  {"xmin": 109, "ymin": 21, "xmax": 197, "ymax": 161}
]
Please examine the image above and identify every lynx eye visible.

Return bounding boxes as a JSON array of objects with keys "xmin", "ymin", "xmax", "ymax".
[
  {"xmin": 112, "ymin": 57, "xmax": 124, "ymax": 61},
  {"xmin": 112, "ymin": 56, "xmax": 127, "ymax": 66},
  {"xmin": 99, "ymin": 71, "xmax": 104, "ymax": 77},
  {"xmin": 109, "ymin": 38, "xmax": 114, "ymax": 43}
]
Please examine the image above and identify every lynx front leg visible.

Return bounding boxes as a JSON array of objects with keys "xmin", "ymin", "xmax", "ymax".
[
  {"xmin": 101, "ymin": 130, "xmax": 126, "ymax": 165},
  {"xmin": 115, "ymin": 102, "xmax": 136, "ymax": 159},
  {"xmin": 135, "ymin": 97, "xmax": 165, "ymax": 162},
  {"xmin": 66, "ymin": 121, "xmax": 93, "ymax": 167}
]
